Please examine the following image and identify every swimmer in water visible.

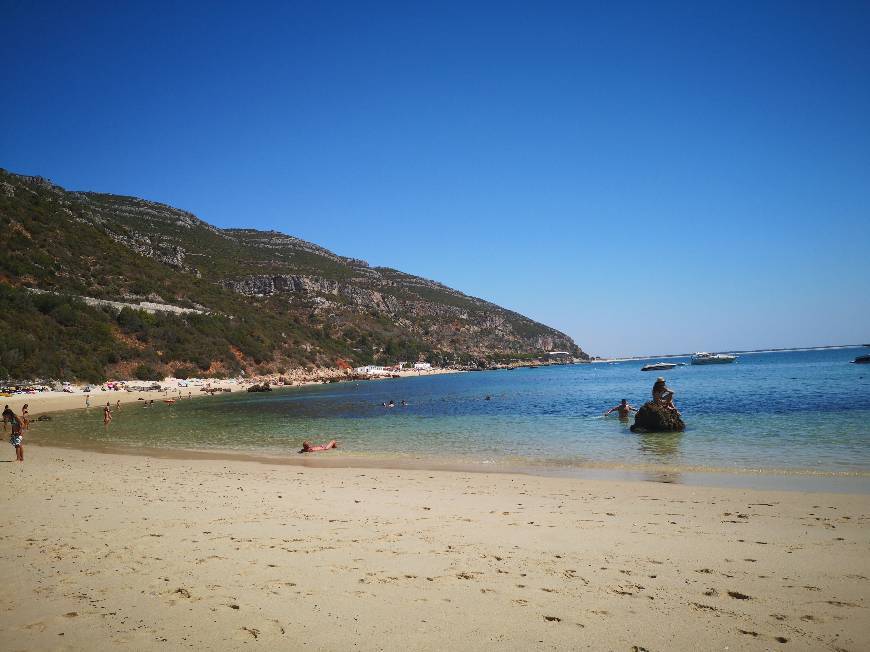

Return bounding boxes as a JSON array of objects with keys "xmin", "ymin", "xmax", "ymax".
[
  {"xmin": 604, "ymin": 399, "xmax": 637, "ymax": 418},
  {"xmin": 299, "ymin": 440, "xmax": 339, "ymax": 453}
]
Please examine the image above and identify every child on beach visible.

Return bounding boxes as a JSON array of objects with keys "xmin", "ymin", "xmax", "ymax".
[{"xmin": 9, "ymin": 413, "xmax": 23, "ymax": 462}]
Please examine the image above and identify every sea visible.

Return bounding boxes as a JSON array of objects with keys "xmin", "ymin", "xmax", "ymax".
[{"xmin": 33, "ymin": 347, "xmax": 870, "ymax": 491}]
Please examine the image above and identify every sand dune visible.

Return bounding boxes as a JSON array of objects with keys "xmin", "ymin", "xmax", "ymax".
[{"xmin": 1, "ymin": 446, "xmax": 867, "ymax": 650}]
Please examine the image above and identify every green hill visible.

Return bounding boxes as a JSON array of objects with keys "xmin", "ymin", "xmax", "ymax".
[{"xmin": 0, "ymin": 169, "xmax": 585, "ymax": 382}]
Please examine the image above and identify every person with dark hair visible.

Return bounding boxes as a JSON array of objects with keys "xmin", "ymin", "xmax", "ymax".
[
  {"xmin": 299, "ymin": 440, "xmax": 338, "ymax": 453},
  {"xmin": 652, "ymin": 377, "xmax": 680, "ymax": 414},
  {"xmin": 604, "ymin": 399, "xmax": 637, "ymax": 418},
  {"xmin": 9, "ymin": 412, "xmax": 24, "ymax": 462},
  {"xmin": 2, "ymin": 404, "xmax": 13, "ymax": 432}
]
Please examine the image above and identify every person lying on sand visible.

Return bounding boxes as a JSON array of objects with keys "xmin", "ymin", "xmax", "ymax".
[
  {"xmin": 299, "ymin": 440, "xmax": 339, "ymax": 453},
  {"xmin": 604, "ymin": 399, "xmax": 637, "ymax": 418}
]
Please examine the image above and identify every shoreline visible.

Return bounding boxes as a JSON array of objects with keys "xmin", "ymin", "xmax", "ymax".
[
  {"xmin": 0, "ymin": 367, "xmax": 462, "ymax": 416},
  {"xmin": 2, "ymin": 445, "xmax": 867, "ymax": 650},
  {"xmin": 27, "ymin": 439, "xmax": 870, "ymax": 494}
]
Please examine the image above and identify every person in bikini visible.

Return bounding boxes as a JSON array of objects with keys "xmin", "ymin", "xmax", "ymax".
[
  {"xmin": 652, "ymin": 377, "xmax": 680, "ymax": 415},
  {"xmin": 299, "ymin": 440, "xmax": 339, "ymax": 453}
]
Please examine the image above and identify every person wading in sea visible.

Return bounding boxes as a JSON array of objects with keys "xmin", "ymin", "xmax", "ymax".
[{"xmin": 604, "ymin": 399, "xmax": 637, "ymax": 419}]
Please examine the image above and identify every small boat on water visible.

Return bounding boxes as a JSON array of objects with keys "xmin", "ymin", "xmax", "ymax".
[
  {"xmin": 691, "ymin": 352, "xmax": 737, "ymax": 365},
  {"xmin": 641, "ymin": 362, "xmax": 677, "ymax": 372},
  {"xmin": 852, "ymin": 354, "xmax": 870, "ymax": 364}
]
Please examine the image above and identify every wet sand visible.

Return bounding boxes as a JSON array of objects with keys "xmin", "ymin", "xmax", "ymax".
[{"xmin": 1, "ymin": 446, "xmax": 867, "ymax": 650}]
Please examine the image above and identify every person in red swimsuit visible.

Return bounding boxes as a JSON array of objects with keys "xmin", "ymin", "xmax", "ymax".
[{"xmin": 299, "ymin": 440, "xmax": 338, "ymax": 453}]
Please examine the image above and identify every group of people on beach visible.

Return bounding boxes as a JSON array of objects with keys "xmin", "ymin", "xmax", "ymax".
[
  {"xmin": 3, "ymin": 403, "xmax": 28, "ymax": 462},
  {"xmin": 603, "ymin": 377, "xmax": 680, "ymax": 419}
]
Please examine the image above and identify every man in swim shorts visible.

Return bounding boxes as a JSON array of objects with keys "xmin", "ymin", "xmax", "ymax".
[
  {"xmin": 2, "ymin": 404, "xmax": 14, "ymax": 432},
  {"xmin": 604, "ymin": 399, "xmax": 637, "ymax": 418}
]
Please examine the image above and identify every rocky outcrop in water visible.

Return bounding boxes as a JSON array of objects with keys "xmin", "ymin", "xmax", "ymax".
[{"xmin": 630, "ymin": 401, "xmax": 685, "ymax": 433}]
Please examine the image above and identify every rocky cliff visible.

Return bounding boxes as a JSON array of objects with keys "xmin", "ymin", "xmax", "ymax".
[{"xmin": 0, "ymin": 168, "xmax": 585, "ymax": 381}]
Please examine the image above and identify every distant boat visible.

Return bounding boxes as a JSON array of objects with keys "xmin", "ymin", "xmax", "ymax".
[
  {"xmin": 691, "ymin": 352, "xmax": 737, "ymax": 365},
  {"xmin": 641, "ymin": 362, "xmax": 677, "ymax": 371},
  {"xmin": 852, "ymin": 354, "xmax": 870, "ymax": 364}
]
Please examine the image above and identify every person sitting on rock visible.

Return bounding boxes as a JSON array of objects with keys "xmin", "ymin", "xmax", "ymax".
[
  {"xmin": 652, "ymin": 378, "xmax": 680, "ymax": 415},
  {"xmin": 604, "ymin": 399, "xmax": 637, "ymax": 418}
]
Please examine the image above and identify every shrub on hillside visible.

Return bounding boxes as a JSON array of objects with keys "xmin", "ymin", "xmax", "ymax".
[{"xmin": 134, "ymin": 364, "xmax": 162, "ymax": 381}]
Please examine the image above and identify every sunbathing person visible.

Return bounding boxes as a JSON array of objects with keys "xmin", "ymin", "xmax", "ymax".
[{"xmin": 299, "ymin": 440, "xmax": 339, "ymax": 453}]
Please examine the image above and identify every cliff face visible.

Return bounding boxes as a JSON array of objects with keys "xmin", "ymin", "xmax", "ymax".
[{"xmin": 0, "ymin": 169, "xmax": 584, "ymax": 380}]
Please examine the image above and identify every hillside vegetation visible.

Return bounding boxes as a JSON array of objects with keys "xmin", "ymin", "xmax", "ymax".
[{"xmin": 0, "ymin": 169, "xmax": 584, "ymax": 382}]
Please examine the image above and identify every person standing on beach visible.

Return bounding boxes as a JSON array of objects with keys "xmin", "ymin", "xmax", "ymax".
[
  {"xmin": 2, "ymin": 404, "xmax": 13, "ymax": 432},
  {"xmin": 103, "ymin": 402, "xmax": 112, "ymax": 425},
  {"xmin": 116, "ymin": 399, "xmax": 121, "ymax": 412},
  {"xmin": 85, "ymin": 394, "xmax": 91, "ymax": 408},
  {"xmin": 21, "ymin": 403, "xmax": 30, "ymax": 430},
  {"xmin": 9, "ymin": 412, "xmax": 24, "ymax": 462}
]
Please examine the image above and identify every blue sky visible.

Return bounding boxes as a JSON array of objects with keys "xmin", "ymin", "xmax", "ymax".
[{"xmin": 2, "ymin": 1, "xmax": 868, "ymax": 356}]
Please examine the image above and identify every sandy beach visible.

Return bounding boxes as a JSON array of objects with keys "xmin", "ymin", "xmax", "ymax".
[
  {"xmin": 0, "ymin": 368, "xmax": 460, "ymax": 418},
  {"xmin": 1, "ymin": 445, "xmax": 867, "ymax": 651}
]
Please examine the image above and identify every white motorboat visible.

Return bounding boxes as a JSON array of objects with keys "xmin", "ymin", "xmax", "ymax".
[
  {"xmin": 691, "ymin": 352, "xmax": 737, "ymax": 365},
  {"xmin": 641, "ymin": 362, "xmax": 678, "ymax": 371}
]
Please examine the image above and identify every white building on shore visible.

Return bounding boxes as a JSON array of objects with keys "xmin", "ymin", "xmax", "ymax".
[{"xmin": 353, "ymin": 365, "xmax": 390, "ymax": 376}]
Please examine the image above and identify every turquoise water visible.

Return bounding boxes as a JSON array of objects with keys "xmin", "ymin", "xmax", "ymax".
[{"xmin": 34, "ymin": 348, "xmax": 870, "ymax": 477}]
